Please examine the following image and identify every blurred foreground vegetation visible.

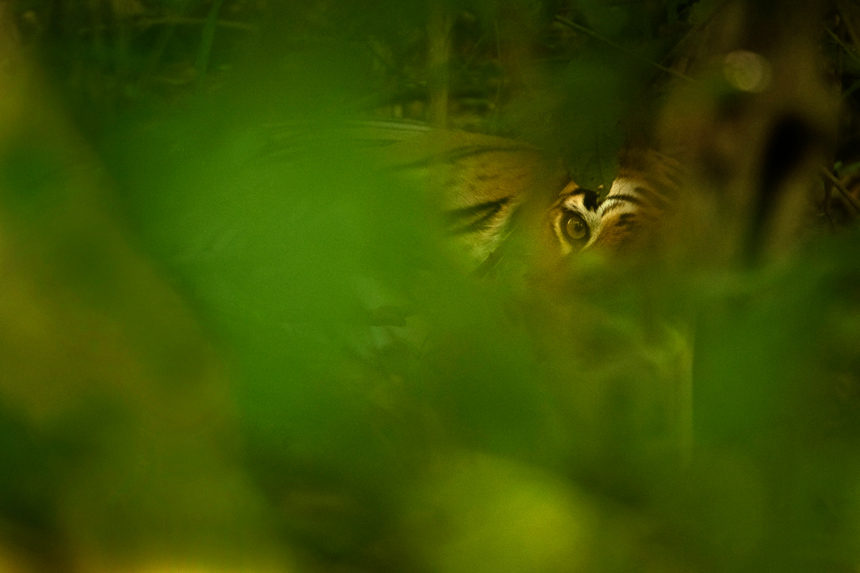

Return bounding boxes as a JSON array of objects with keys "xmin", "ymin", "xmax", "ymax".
[{"xmin": 0, "ymin": 1, "xmax": 859, "ymax": 572}]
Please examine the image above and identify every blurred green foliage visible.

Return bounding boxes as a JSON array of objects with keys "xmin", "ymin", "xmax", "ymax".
[{"xmin": 0, "ymin": 1, "xmax": 859, "ymax": 572}]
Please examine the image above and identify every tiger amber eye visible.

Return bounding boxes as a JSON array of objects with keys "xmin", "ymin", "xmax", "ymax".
[{"xmin": 565, "ymin": 216, "xmax": 587, "ymax": 240}]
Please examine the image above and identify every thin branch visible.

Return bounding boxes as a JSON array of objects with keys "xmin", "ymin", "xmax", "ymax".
[
  {"xmin": 826, "ymin": 27, "xmax": 860, "ymax": 69},
  {"xmin": 553, "ymin": 15, "xmax": 694, "ymax": 83},
  {"xmin": 838, "ymin": 0, "xmax": 860, "ymax": 52},
  {"xmin": 195, "ymin": 0, "xmax": 227, "ymax": 75},
  {"xmin": 821, "ymin": 165, "xmax": 860, "ymax": 215}
]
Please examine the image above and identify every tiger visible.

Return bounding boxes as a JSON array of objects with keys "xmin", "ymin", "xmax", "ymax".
[
  {"xmin": 265, "ymin": 118, "xmax": 686, "ymax": 272},
  {"xmin": 546, "ymin": 149, "xmax": 684, "ymax": 257},
  {"xmin": 357, "ymin": 122, "xmax": 573, "ymax": 269},
  {"xmin": 351, "ymin": 120, "xmax": 682, "ymax": 272}
]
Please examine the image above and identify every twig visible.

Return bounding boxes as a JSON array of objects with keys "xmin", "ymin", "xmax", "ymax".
[
  {"xmin": 838, "ymin": 0, "xmax": 860, "ymax": 54},
  {"xmin": 821, "ymin": 165, "xmax": 860, "ymax": 215},
  {"xmin": 553, "ymin": 15, "xmax": 694, "ymax": 83},
  {"xmin": 826, "ymin": 27, "xmax": 860, "ymax": 69},
  {"xmin": 195, "ymin": 0, "xmax": 227, "ymax": 76},
  {"xmin": 659, "ymin": 0, "xmax": 721, "ymax": 69}
]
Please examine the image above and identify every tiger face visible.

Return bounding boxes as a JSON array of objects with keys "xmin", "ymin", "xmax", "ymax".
[
  {"xmin": 368, "ymin": 121, "xmax": 681, "ymax": 267},
  {"xmin": 547, "ymin": 150, "xmax": 681, "ymax": 257},
  {"xmin": 548, "ymin": 178, "xmax": 658, "ymax": 256}
]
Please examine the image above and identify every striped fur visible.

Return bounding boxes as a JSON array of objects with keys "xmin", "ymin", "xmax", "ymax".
[
  {"xmin": 353, "ymin": 120, "xmax": 683, "ymax": 266},
  {"xmin": 381, "ymin": 128, "xmax": 570, "ymax": 266},
  {"xmin": 548, "ymin": 150, "xmax": 683, "ymax": 256},
  {"xmin": 264, "ymin": 119, "xmax": 574, "ymax": 267}
]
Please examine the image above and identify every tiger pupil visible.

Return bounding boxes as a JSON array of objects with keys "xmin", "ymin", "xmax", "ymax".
[{"xmin": 565, "ymin": 215, "xmax": 587, "ymax": 241}]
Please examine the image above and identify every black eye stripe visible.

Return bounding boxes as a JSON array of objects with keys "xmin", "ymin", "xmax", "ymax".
[
  {"xmin": 557, "ymin": 187, "xmax": 600, "ymax": 212},
  {"xmin": 600, "ymin": 194, "xmax": 643, "ymax": 217},
  {"xmin": 581, "ymin": 189, "xmax": 599, "ymax": 211}
]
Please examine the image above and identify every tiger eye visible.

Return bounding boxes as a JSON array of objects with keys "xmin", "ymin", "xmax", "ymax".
[{"xmin": 565, "ymin": 215, "xmax": 587, "ymax": 240}]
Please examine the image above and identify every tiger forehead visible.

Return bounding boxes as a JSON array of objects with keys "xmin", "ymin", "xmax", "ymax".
[{"xmin": 556, "ymin": 183, "xmax": 600, "ymax": 212}]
